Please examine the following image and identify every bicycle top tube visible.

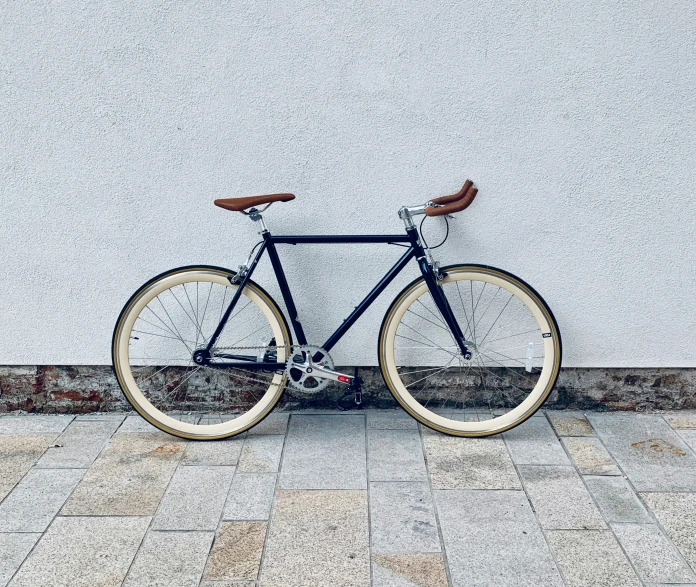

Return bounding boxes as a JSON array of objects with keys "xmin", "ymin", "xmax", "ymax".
[{"xmin": 269, "ymin": 234, "xmax": 411, "ymax": 244}]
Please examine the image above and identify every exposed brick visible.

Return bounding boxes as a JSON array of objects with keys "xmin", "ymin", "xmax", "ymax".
[{"xmin": 0, "ymin": 366, "xmax": 694, "ymax": 413}]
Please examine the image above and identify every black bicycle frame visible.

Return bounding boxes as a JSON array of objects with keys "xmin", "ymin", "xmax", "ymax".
[{"xmin": 200, "ymin": 226, "xmax": 468, "ymax": 369}]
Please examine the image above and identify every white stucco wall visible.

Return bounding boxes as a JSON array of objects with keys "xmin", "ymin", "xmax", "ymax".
[{"xmin": 1, "ymin": 1, "xmax": 695, "ymax": 367}]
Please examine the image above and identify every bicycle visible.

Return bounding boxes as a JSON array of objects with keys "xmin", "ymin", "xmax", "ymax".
[{"xmin": 112, "ymin": 180, "xmax": 562, "ymax": 439}]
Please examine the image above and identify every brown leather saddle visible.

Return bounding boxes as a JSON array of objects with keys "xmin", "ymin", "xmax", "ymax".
[{"xmin": 214, "ymin": 193, "xmax": 295, "ymax": 212}]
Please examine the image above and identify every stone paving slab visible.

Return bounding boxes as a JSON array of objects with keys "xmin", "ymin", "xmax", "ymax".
[
  {"xmin": 504, "ymin": 415, "xmax": 571, "ymax": 465},
  {"xmin": 223, "ymin": 473, "xmax": 276, "ymax": 520},
  {"xmin": 679, "ymin": 429, "xmax": 696, "ymax": 452},
  {"xmin": 238, "ymin": 434, "xmax": 284, "ymax": 473},
  {"xmin": 61, "ymin": 432, "xmax": 185, "ymax": 516},
  {"xmin": 0, "ymin": 415, "xmax": 73, "ymax": 435},
  {"xmin": 124, "ymin": 530, "xmax": 213, "ymax": 587},
  {"xmin": 0, "ymin": 533, "xmax": 40, "ymax": 587},
  {"xmin": 372, "ymin": 554, "xmax": 448, "ymax": 587},
  {"xmin": 0, "ymin": 468, "xmax": 84, "ymax": 532},
  {"xmin": 8, "ymin": 516, "xmax": 150, "ymax": 587},
  {"xmin": 260, "ymin": 490, "xmax": 370, "ymax": 586},
  {"xmin": 203, "ymin": 522, "xmax": 266, "ymax": 581},
  {"xmin": 35, "ymin": 420, "xmax": 120, "ymax": 468},
  {"xmin": 547, "ymin": 529, "xmax": 642, "ymax": 587},
  {"xmin": 640, "ymin": 492, "xmax": 696, "ymax": 571},
  {"xmin": 369, "ymin": 482, "xmax": 440, "ymax": 554},
  {"xmin": 367, "ymin": 429, "xmax": 427, "ymax": 482},
  {"xmin": 422, "ymin": 434, "xmax": 520, "ymax": 489},
  {"xmin": 612, "ymin": 523, "xmax": 696, "ymax": 584},
  {"xmin": 279, "ymin": 415, "xmax": 367, "ymax": 489},
  {"xmin": 247, "ymin": 413, "xmax": 289, "ymax": 435},
  {"xmin": 663, "ymin": 411, "xmax": 696, "ymax": 429},
  {"xmin": 546, "ymin": 411, "xmax": 595, "ymax": 436},
  {"xmin": 74, "ymin": 413, "xmax": 127, "ymax": 422},
  {"xmin": 584, "ymin": 475, "xmax": 652, "ymax": 523},
  {"xmin": 367, "ymin": 410, "xmax": 419, "ymax": 430},
  {"xmin": 561, "ymin": 436, "xmax": 622, "ymax": 475},
  {"xmin": 587, "ymin": 413, "xmax": 696, "ymax": 491},
  {"xmin": 519, "ymin": 465, "xmax": 606, "ymax": 529},
  {"xmin": 181, "ymin": 437, "xmax": 243, "ymax": 466},
  {"xmin": 116, "ymin": 415, "xmax": 164, "ymax": 433},
  {"xmin": 2, "ymin": 410, "xmax": 696, "ymax": 586},
  {"xmin": 0, "ymin": 434, "xmax": 57, "ymax": 501},
  {"xmin": 152, "ymin": 465, "xmax": 235, "ymax": 531},
  {"xmin": 436, "ymin": 489, "xmax": 564, "ymax": 586}
]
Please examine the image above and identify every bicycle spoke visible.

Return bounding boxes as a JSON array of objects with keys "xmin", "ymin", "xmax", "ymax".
[
  {"xmin": 478, "ymin": 293, "xmax": 514, "ymax": 347},
  {"xmin": 415, "ymin": 298, "xmax": 448, "ymax": 328},
  {"xmin": 472, "ymin": 286, "xmax": 501, "ymax": 334},
  {"xmin": 119, "ymin": 272, "xmax": 287, "ymax": 435},
  {"xmin": 144, "ymin": 305, "xmax": 191, "ymax": 351},
  {"xmin": 169, "ymin": 286, "xmax": 207, "ymax": 346},
  {"xmin": 389, "ymin": 271, "xmax": 557, "ymax": 426},
  {"xmin": 482, "ymin": 328, "xmax": 540, "ymax": 346},
  {"xmin": 455, "ymin": 282, "xmax": 474, "ymax": 340},
  {"xmin": 132, "ymin": 329, "xmax": 198, "ymax": 346},
  {"xmin": 405, "ymin": 308, "xmax": 452, "ymax": 334},
  {"xmin": 398, "ymin": 322, "xmax": 458, "ymax": 358},
  {"xmin": 405, "ymin": 356, "xmax": 456, "ymax": 388},
  {"xmin": 155, "ymin": 296, "xmax": 192, "ymax": 353}
]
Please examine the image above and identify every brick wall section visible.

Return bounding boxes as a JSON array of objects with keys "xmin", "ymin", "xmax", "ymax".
[{"xmin": 1, "ymin": 367, "xmax": 695, "ymax": 414}]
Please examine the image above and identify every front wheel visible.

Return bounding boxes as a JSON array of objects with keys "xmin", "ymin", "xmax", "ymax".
[{"xmin": 378, "ymin": 264, "xmax": 562, "ymax": 436}]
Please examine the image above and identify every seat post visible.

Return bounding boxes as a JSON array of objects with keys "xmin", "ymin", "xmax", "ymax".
[{"xmin": 247, "ymin": 208, "xmax": 269, "ymax": 234}]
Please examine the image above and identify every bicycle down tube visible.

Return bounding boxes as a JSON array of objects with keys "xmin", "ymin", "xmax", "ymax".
[{"xmin": 199, "ymin": 227, "xmax": 469, "ymax": 369}]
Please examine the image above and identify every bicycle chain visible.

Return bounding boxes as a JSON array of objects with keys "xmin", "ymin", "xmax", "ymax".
[
  {"xmin": 212, "ymin": 344, "xmax": 318, "ymax": 352},
  {"xmin": 210, "ymin": 343, "xmax": 362, "ymax": 406}
]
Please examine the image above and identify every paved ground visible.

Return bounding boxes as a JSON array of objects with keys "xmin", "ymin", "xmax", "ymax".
[{"xmin": 1, "ymin": 410, "xmax": 696, "ymax": 586}]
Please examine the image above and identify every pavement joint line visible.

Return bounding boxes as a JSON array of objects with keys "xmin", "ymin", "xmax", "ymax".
[
  {"xmin": 418, "ymin": 413, "xmax": 455, "ymax": 587},
  {"xmin": 0, "ymin": 432, "xmax": 60, "ymax": 507},
  {"xmin": 255, "ymin": 411, "xmax": 291, "ymax": 583},
  {"xmin": 120, "ymin": 434, "xmax": 189, "ymax": 585},
  {"xmin": 200, "ymin": 520, "xmax": 219, "ymax": 587},
  {"xmin": 198, "ymin": 433, "xmax": 247, "ymax": 584},
  {"xmin": 4, "ymin": 418, "xmax": 94, "ymax": 587},
  {"xmin": 576, "ymin": 411, "xmax": 679, "ymax": 586},
  {"xmin": 364, "ymin": 412, "xmax": 375, "ymax": 586},
  {"xmin": 562, "ymin": 413, "xmax": 645, "ymax": 583},
  {"xmin": 4, "ymin": 411, "xmax": 696, "ymax": 587},
  {"xmin": 508, "ymin": 411, "xmax": 568, "ymax": 587}
]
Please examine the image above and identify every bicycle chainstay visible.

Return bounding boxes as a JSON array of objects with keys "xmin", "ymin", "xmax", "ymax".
[{"xmin": 212, "ymin": 344, "xmax": 363, "ymax": 407}]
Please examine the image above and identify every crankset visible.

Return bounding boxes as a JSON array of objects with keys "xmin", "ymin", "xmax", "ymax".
[{"xmin": 286, "ymin": 345, "xmax": 353, "ymax": 394}]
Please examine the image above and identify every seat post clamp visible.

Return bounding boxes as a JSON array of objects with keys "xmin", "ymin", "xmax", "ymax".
[{"xmin": 246, "ymin": 208, "xmax": 269, "ymax": 233}]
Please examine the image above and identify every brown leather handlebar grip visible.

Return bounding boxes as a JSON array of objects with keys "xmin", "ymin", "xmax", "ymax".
[
  {"xmin": 425, "ymin": 184, "xmax": 478, "ymax": 217},
  {"xmin": 430, "ymin": 180, "xmax": 473, "ymax": 206}
]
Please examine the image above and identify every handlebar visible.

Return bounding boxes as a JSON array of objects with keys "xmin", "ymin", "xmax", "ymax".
[
  {"xmin": 398, "ymin": 180, "xmax": 478, "ymax": 224},
  {"xmin": 424, "ymin": 180, "xmax": 478, "ymax": 217}
]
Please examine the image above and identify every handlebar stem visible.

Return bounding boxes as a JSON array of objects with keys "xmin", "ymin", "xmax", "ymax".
[{"xmin": 398, "ymin": 203, "xmax": 430, "ymax": 229}]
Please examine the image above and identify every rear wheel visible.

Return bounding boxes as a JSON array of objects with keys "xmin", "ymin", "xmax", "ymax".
[
  {"xmin": 112, "ymin": 266, "xmax": 291, "ymax": 439},
  {"xmin": 379, "ymin": 264, "xmax": 561, "ymax": 436}
]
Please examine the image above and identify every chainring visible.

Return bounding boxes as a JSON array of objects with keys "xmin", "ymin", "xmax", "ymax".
[{"xmin": 286, "ymin": 345, "xmax": 334, "ymax": 394}]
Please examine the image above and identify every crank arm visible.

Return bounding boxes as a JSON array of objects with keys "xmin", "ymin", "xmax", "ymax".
[{"xmin": 295, "ymin": 362, "xmax": 354, "ymax": 385}]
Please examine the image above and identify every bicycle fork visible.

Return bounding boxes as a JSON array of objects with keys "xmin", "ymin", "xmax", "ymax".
[{"xmin": 408, "ymin": 227, "xmax": 471, "ymax": 359}]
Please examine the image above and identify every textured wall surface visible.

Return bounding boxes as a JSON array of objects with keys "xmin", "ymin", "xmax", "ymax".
[{"xmin": 1, "ymin": 1, "xmax": 695, "ymax": 367}]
